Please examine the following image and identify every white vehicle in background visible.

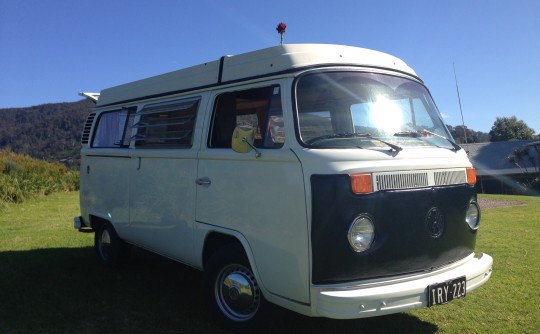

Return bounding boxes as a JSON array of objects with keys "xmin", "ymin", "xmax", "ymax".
[{"xmin": 75, "ymin": 44, "xmax": 492, "ymax": 331}]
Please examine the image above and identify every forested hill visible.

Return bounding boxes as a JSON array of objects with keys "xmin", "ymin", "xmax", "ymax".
[{"xmin": 0, "ymin": 99, "xmax": 94, "ymax": 169}]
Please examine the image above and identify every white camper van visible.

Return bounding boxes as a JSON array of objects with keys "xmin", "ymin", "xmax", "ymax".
[{"xmin": 75, "ymin": 44, "xmax": 492, "ymax": 330}]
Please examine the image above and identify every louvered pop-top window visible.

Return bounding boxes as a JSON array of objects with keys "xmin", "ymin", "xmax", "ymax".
[{"xmin": 133, "ymin": 97, "xmax": 200, "ymax": 148}]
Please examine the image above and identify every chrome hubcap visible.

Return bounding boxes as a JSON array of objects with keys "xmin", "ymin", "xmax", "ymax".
[
  {"xmin": 215, "ymin": 264, "xmax": 260, "ymax": 321},
  {"xmin": 99, "ymin": 228, "xmax": 112, "ymax": 260}
]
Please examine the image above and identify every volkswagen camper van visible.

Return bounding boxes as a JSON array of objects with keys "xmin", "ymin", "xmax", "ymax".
[{"xmin": 75, "ymin": 44, "xmax": 492, "ymax": 330}]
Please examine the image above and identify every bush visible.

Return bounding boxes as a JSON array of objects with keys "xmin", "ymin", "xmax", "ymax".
[{"xmin": 0, "ymin": 150, "xmax": 79, "ymax": 208}]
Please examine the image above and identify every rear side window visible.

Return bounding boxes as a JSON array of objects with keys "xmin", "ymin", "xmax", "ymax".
[
  {"xmin": 92, "ymin": 108, "xmax": 136, "ymax": 148},
  {"xmin": 209, "ymin": 85, "xmax": 284, "ymax": 148},
  {"xmin": 133, "ymin": 97, "xmax": 200, "ymax": 148}
]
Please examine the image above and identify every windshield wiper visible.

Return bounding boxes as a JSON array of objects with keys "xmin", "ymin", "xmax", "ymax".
[
  {"xmin": 393, "ymin": 130, "xmax": 462, "ymax": 151},
  {"xmin": 364, "ymin": 135, "xmax": 403, "ymax": 152},
  {"xmin": 307, "ymin": 132, "xmax": 402, "ymax": 152}
]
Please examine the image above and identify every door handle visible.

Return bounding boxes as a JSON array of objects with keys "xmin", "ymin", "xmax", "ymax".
[{"xmin": 196, "ymin": 177, "xmax": 211, "ymax": 186}]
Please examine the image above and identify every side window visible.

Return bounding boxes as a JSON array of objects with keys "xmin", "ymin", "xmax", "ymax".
[
  {"xmin": 133, "ymin": 97, "xmax": 200, "ymax": 148},
  {"xmin": 209, "ymin": 85, "xmax": 284, "ymax": 148},
  {"xmin": 92, "ymin": 108, "xmax": 136, "ymax": 148}
]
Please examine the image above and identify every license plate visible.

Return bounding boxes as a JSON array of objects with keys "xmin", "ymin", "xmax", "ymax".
[{"xmin": 428, "ymin": 276, "xmax": 466, "ymax": 306}]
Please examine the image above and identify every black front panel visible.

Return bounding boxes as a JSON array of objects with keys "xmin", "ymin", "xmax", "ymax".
[{"xmin": 311, "ymin": 174, "xmax": 477, "ymax": 284}]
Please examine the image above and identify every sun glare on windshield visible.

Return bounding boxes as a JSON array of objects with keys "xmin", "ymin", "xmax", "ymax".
[{"xmin": 370, "ymin": 95, "xmax": 403, "ymax": 135}]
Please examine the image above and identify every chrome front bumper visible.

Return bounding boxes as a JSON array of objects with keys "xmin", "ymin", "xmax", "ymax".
[{"xmin": 312, "ymin": 253, "xmax": 493, "ymax": 319}]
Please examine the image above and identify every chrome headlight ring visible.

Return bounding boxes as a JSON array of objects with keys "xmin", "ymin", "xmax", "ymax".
[
  {"xmin": 465, "ymin": 200, "xmax": 481, "ymax": 231},
  {"xmin": 347, "ymin": 214, "xmax": 375, "ymax": 253}
]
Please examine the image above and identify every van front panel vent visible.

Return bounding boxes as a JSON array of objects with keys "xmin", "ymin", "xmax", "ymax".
[
  {"xmin": 373, "ymin": 168, "xmax": 467, "ymax": 191},
  {"xmin": 80, "ymin": 113, "xmax": 96, "ymax": 144},
  {"xmin": 434, "ymin": 170, "xmax": 467, "ymax": 186},
  {"xmin": 375, "ymin": 172, "xmax": 429, "ymax": 191}
]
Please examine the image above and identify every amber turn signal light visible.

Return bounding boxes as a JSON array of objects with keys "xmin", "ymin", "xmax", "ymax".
[
  {"xmin": 466, "ymin": 167, "xmax": 477, "ymax": 185},
  {"xmin": 350, "ymin": 173, "xmax": 373, "ymax": 194}
]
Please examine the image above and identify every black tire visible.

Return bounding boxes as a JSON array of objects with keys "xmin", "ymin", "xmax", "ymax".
[
  {"xmin": 94, "ymin": 222, "xmax": 129, "ymax": 266},
  {"xmin": 204, "ymin": 243, "xmax": 267, "ymax": 332}
]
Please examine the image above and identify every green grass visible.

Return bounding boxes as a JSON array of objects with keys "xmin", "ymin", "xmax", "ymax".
[
  {"xmin": 410, "ymin": 194, "xmax": 540, "ymax": 333},
  {"xmin": 0, "ymin": 193, "xmax": 538, "ymax": 333}
]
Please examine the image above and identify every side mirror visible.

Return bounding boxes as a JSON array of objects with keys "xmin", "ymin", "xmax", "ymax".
[{"xmin": 232, "ymin": 125, "xmax": 261, "ymax": 158}]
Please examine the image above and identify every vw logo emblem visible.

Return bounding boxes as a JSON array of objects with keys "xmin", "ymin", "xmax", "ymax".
[{"xmin": 425, "ymin": 207, "xmax": 445, "ymax": 239}]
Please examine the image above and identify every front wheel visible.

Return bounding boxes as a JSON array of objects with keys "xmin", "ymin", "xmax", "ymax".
[
  {"xmin": 204, "ymin": 243, "xmax": 266, "ymax": 332},
  {"xmin": 94, "ymin": 222, "xmax": 129, "ymax": 266}
]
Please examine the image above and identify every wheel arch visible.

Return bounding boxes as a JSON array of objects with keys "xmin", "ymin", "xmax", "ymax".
[
  {"xmin": 203, "ymin": 231, "xmax": 248, "ymax": 269},
  {"xmin": 89, "ymin": 214, "xmax": 111, "ymax": 231},
  {"xmin": 202, "ymin": 232, "xmax": 270, "ymax": 330}
]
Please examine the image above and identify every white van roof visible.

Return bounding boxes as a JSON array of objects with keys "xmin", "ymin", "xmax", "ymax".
[{"xmin": 96, "ymin": 44, "xmax": 417, "ymax": 107}]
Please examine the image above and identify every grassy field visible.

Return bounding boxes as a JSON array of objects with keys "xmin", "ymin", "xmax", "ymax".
[{"xmin": 0, "ymin": 192, "xmax": 538, "ymax": 333}]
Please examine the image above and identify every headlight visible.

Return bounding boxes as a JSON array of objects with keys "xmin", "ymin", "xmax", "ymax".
[
  {"xmin": 348, "ymin": 215, "xmax": 375, "ymax": 252},
  {"xmin": 465, "ymin": 201, "xmax": 480, "ymax": 230}
]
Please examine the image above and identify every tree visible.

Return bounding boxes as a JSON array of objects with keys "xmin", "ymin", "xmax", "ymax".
[
  {"xmin": 489, "ymin": 116, "xmax": 536, "ymax": 142},
  {"xmin": 507, "ymin": 146, "xmax": 540, "ymax": 195},
  {"xmin": 446, "ymin": 124, "xmax": 489, "ymax": 143},
  {"xmin": 507, "ymin": 146, "xmax": 537, "ymax": 175}
]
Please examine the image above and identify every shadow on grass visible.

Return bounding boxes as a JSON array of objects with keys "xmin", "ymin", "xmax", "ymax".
[{"xmin": 0, "ymin": 247, "xmax": 438, "ymax": 334}]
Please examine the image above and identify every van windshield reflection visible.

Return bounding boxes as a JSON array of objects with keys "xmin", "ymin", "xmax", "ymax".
[{"xmin": 295, "ymin": 71, "xmax": 456, "ymax": 150}]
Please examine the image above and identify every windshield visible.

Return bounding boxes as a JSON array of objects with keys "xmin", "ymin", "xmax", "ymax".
[{"xmin": 294, "ymin": 71, "xmax": 456, "ymax": 150}]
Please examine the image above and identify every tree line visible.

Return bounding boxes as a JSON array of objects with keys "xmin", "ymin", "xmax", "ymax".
[
  {"xmin": 0, "ymin": 99, "xmax": 537, "ymax": 169},
  {"xmin": 448, "ymin": 116, "xmax": 537, "ymax": 144},
  {"xmin": 0, "ymin": 99, "xmax": 93, "ymax": 169}
]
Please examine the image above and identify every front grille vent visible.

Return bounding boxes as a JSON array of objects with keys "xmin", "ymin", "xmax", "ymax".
[
  {"xmin": 373, "ymin": 168, "xmax": 467, "ymax": 191},
  {"xmin": 434, "ymin": 170, "xmax": 467, "ymax": 186},
  {"xmin": 376, "ymin": 172, "xmax": 428, "ymax": 191}
]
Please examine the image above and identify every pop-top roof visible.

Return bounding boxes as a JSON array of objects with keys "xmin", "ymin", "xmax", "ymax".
[{"xmin": 96, "ymin": 44, "xmax": 417, "ymax": 107}]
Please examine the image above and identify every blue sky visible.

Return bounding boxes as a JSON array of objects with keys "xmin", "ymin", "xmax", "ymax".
[{"xmin": 1, "ymin": 0, "xmax": 539, "ymax": 133}]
